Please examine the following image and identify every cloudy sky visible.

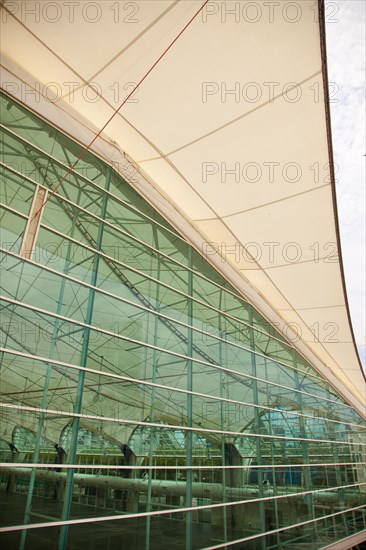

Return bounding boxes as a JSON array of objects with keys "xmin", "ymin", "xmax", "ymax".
[{"xmin": 325, "ymin": 0, "xmax": 366, "ymax": 368}]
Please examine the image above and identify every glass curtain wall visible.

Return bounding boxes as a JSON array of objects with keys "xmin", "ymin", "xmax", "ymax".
[{"xmin": 0, "ymin": 91, "xmax": 365, "ymax": 550}]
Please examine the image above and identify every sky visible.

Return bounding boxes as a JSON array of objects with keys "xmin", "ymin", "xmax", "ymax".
[{"xmin": 325, "ymin": 0, "xmax": 366, "ymax": 368}]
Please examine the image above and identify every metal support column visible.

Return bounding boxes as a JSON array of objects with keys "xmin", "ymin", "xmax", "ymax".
[
  {"xmin": 293, "ymin": 353, "xmax": 317, "ymax": 545},
  {"xmin": 19, "ymin": 185, "xmax": 81, "ymax": 550},
  {"xmin": 219, "ymin": 301, "xmax": 228, "ymax": 545},
  {"xmin": 145, "ymin": 224, "xmax": 161, "ymax": 550},
  {"xmin": 248, "ymin": 307, "xmax": 266, "ymax": 550},
  {"xmin": 185, "ymin": 247, "xmax": 193, "ymax": 550},
  {"xmin": 58, "ymin": 168, "xmax": 111, "ymax": 550}
]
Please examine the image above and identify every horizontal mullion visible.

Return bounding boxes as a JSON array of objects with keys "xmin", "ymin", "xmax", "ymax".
[
  {"xmin": 35, "ymin": 222, "xmax": 313, "ymax": 355},
  {"xmin": 0, "ymin": 297, "xmax": 356, "ymax": 414},
  {"xmin": 0, "ymin": 125, "xmax": 185, "ymax": 243},
  {"xmin": 1, "ymin": 347, "xmax": 363, "ymax": 432},
  {"xmin": 2, "ymin": 163, "xmax": 190, "ymax": 273},
  {"xmin": 0, "ymin": 142, "xmax": 285, "ymax": 318},
  {"xmin": 1, "ymin": 403, "xmax": 364, "ymax": 447},
  {"xmin": 0, "ymin": 202, "xmax": 29, "ymax": 220},
  {"xmin": 203, "ymin": 503, "xmax": 366, "ymax": 550},
  {"xmin": 0, "ymin": 248, "xmax": 339, "ymax": 393},
  {"xmin": 47, "ymin": 186, "xmax": 251, "ymax": 306},
  {"xmin": 0, "ymin": 485, "xmax": 364, "ymax": 534}
]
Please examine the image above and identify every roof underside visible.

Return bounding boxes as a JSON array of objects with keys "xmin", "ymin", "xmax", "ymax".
[{"xmin": 1, "ymin": 0, "xmax": 365, "ymax": 413}]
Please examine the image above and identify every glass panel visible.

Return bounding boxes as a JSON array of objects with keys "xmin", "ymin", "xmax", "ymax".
[{"xmin": 1, "ymin": 91, "xmax": 365, "ymax": 550}]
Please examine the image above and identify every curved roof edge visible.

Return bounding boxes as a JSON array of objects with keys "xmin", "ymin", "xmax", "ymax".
[{"xmin": 317, "ymin": 0, "xmax": 366, "ymax": 384}]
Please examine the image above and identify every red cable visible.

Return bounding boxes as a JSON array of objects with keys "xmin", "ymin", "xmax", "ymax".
[{"xmin": 33, "ymin": 0, "xmax": 210, "ymax": 219}]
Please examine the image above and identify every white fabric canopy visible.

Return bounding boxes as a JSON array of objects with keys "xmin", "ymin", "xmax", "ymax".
[{"xmin": 1, "ymin": 0, "xmax": 365, "ymax": 414}]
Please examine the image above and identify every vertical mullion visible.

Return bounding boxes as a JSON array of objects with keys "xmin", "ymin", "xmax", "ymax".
[
  {"xmin": 219, "ymin": 337, "xmax": 228, "ymax": 545},
  {"xmin": 293, "ymin": 352, "xmax": 317, "ymax": 546},
  {"xmin": 145, "ymin": 224, "xmax": 160, "ymax": 550},
  {"xmin": 249, "ymin": 306, "xmax": 266, "ymax": 550},
  {"xmin": 185, "ymin": 247, "xmax": 193, "ymax": 550},
  {"xmin": 265, "ymin": 357, "xmax": 280, "ymax": 546},
  {"xmin": 58, "ymin": 168, "xmax": 111, "ymax": 550},
  {"xmin": 327, "ymin": 387, "xmax": 348, "ymax": 537},
  {"xmin": 19, "ymin": 186, "xmax": 81, "ymax": 550},
  {"xmin": 218, "ymin": 292, "xmax": 228, "ymax": 547}
]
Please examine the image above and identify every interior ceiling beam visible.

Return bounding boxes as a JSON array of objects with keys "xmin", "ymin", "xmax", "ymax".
[{"xmin": 0, "ymin": 466, "xmax": 362, "ymax": 504}]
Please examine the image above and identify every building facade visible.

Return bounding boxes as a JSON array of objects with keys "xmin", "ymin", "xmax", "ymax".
[{"xmin": 0, "ymin": 91, "xmax": 365, "ymax": 549}]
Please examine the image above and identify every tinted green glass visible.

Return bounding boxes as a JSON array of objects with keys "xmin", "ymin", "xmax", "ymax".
[{"xmin": 0, "ymin": 91, "xmax": 365, "ymax": 550}]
